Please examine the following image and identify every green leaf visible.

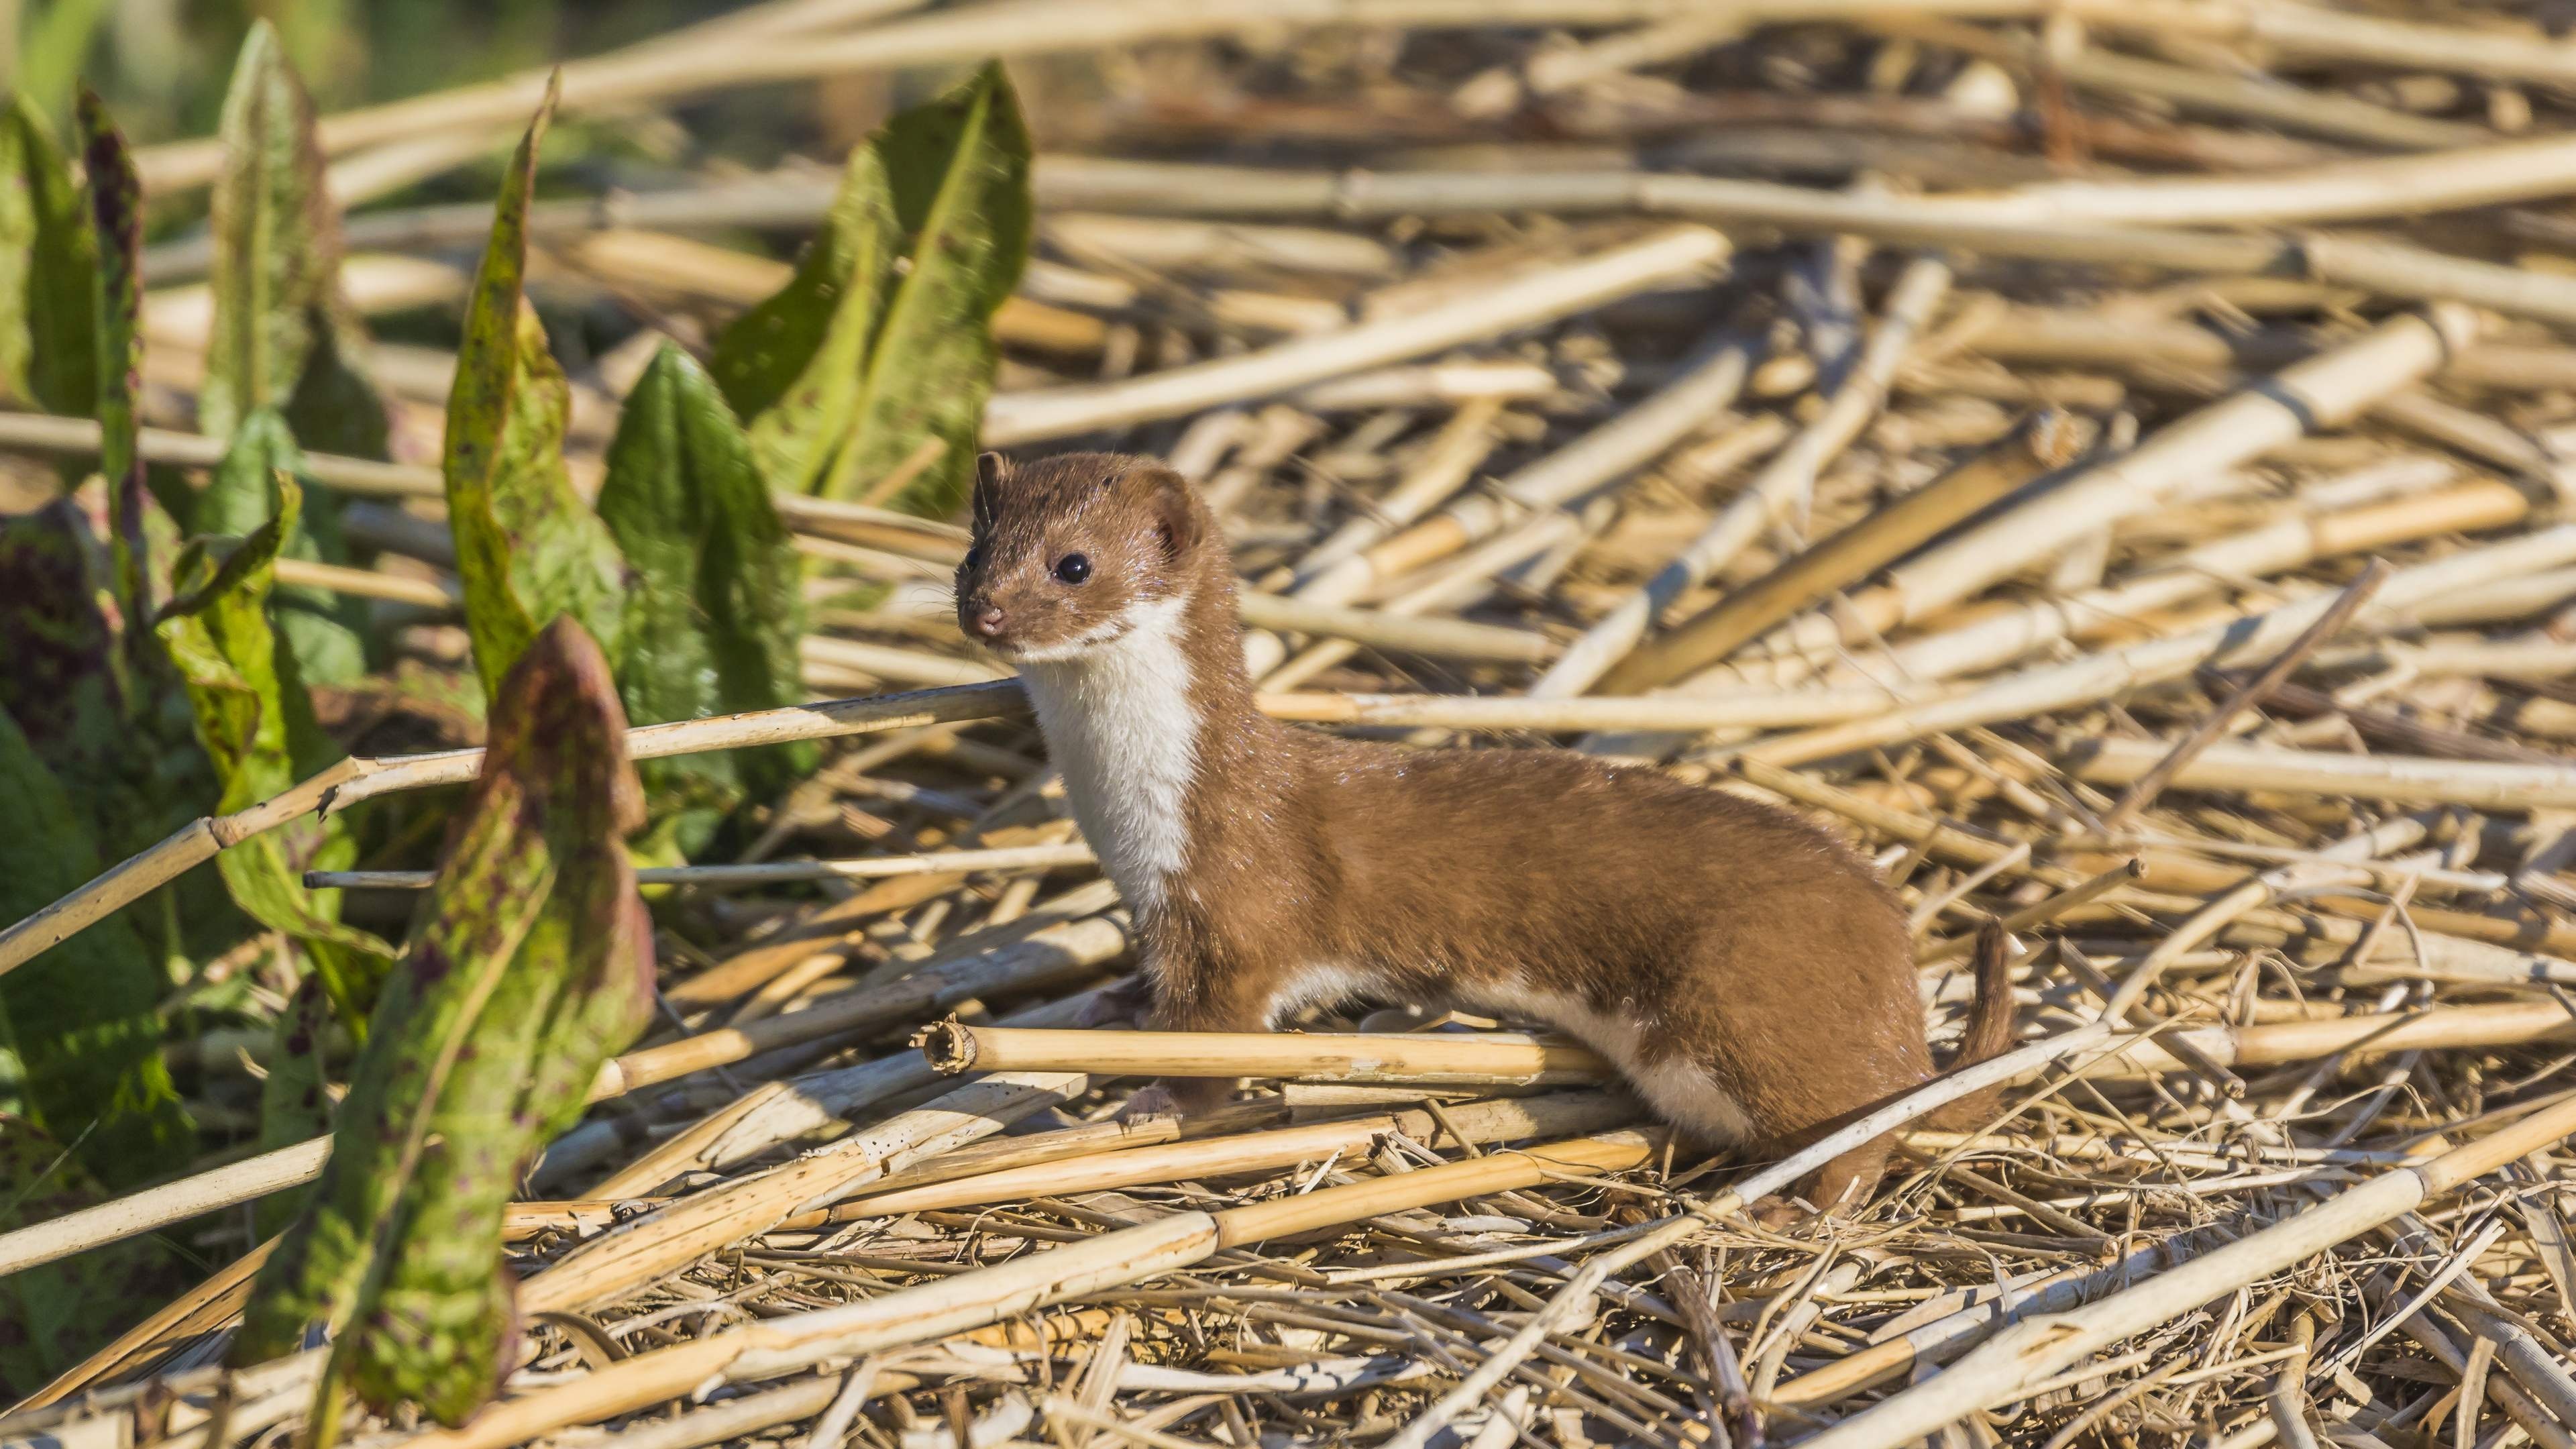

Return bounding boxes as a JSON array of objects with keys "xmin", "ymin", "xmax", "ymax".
[
  {"xmin": 236, "ymin": 619, "xmax": 654, "ymax": 1428},
  {"xmin": 708, "ymin": 140, "xmax": 896, "ymax": 498},
  {"xmin": 598, "ymin": 344, "xmax": 811, "ymax": 807},
  {"xmin": 709, "ymin": 64, "xmax": 1031, "ymax": 513},
  {"xmin": 197, "ymin": 409, "xmax": 369, "ymax": 686},
  {"xmin": 203, "ymin": 21, "xmax": 390, "ymax": 464},
  {"xmin": 0, "ymin": 502, "xmax": 234, "ymax": 962},
  {"xmin": 255, "ymin": 977, "xmax": 335, "ymax": 1236},
  {"xmin": 831, "ymin": 62, "xmax": 1031, "ymax": 513},
  {"xmin": 157, "ymin": 475, "xmax": 394, "ymax": 1028},
  {"xmin": 0, "ymin": 97, "xmax": 97, "ymax": 420},
  {"xmin": 443, "ymin": 80, "xmax": 629, "ymax": 701},
  {"xmin": 0, "ymin": 1114, "xmax": 188, "ymax": 1396},
  {"xmin": 0, "ymin": 500, "xmax": 119, "ymax": 788},
  {"xmin": 78, "ymin": 89, "xmax": 150, "ymax": 637},
  {"xmin": 0, "ymin": 708, "xmax": 191, "ymax": 1189},
  {"xmin": 15, "ymin": 0, "xmax": 114, "ymax": 128}
]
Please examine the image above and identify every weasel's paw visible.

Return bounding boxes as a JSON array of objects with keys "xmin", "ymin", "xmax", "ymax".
[
  {"xmin": 1746, "ymin": 1194, "xmax": 1814, "ymax": 1232},
  {"xmin": 1076, "ymin": 979, "xmax": 1152, "ymax": 1028},
  {"xmin": 1117, "ymin": 1083, "xmax": 1185, "ymax": 1122}
]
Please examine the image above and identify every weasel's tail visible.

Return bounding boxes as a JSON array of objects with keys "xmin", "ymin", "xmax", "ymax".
[{"xmin": 1925, "ymin": 918, "xmax": 2019, "ymax": 1131}]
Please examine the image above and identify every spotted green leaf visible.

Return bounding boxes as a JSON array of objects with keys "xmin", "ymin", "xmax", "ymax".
[
  {"xmin": 78, "ymin": 89, "xmax": 150, "ymax": 639},
  {"xmin": 255, "ymin": 977, "xmax": 335, "ymax": 1235},
  {"xmin": 832, "ymin": 62, "xmax": 1030, "ymax": 514},
  {"xmin": 709, "ymin": 140, "xmax": 895, "ymax": 498},
  {"xmin": 443, "ymin": 80, "xmax": 629, "ymax": 700},
  {"xmin": 195, "ymin": 409, "xmax": 369, "ymax": 685},
  {"xmin": 598, "ymin": 343, "xmax": 810, "ymax": 810},
  {"xmin": 235, "ymin": 619, "xmax": 654, "ymax": 1429},
  {"xmin": 203, "ymin": 21, "xmax": 389, "ymax": 464},
  {"xmin": 157, "ymin": 475, "xmax": 394, "ymax": 1028},
  {"xmin": 712, "ymin": 64, "xmax": 1030, "ymax": 513}
]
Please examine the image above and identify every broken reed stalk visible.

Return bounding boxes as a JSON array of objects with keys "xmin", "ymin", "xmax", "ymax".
[
  {"xmin": 521, "ymin": 1069, "xmax": 1105, "ymax": 1316},
  {"xmin": 0, "ymin": 669, "xmax": 1939, "ymax": 982},
  {"xmin": 2068, "ymin": 737, "xmax": 2576, "ymax": 812},
  {"xmin": 1375, "ymin": 1020, "xmax": 2125, "ymax": 1449},
  {"xmin": 983, "ymin": 227, "xmax": 1729, "ymax": 444},
  {"xmin": 1049, "ymin": 158, "xmax": 2576, "ymax": 323},
  {"xmin": 775, "ymin": 1091, "xmax": 1638, "ymax": 1227},
  {"xmin": 1254, "ymin": 327, "xmax": 1760, "ymax": 678},
  {"xmin": 912, "ymin": 1022, "xmax": 1607, "ymax": 1085},
  {"xmin": 0, "ymin": 680, "xmax": 1029, "ymax": 979},
  {"xmin": 0, "ymin": 1142, "xmax": 325, "ymax": 1280},
  {"xmin": 1758, "ymin": 474, "xmax": 2530, "ymax": 699},
  {"xmin": 1252, "ymin": 686, "xmax": 1901, "ymax": 732},
  {"xmin": 371, "ymin": 1132, "xmax": 1669, "ymax": 1449},
  {"xmin": 1742, "ymin": 523, "xmax": 2576, "ymax": 768},
  {"xmin": 311, "ymin": 1020, "xmax": 2114, "ymax": 1449},
  {"xmin": 1534, "ymin": 254, "xmax": 1952, "ymax": 697},
  {"xmin": 2098, "ymin": 557, "xmax": 2394, "ymax": 830},
  {"xmin": 1733, "ymin": 754, "xmax": 2576, "ymax": 958},
  {"xmin": 0, "ymin": 915, "xmax": 1130, "ymax": 1276},
  {"xmin": 575, "ymin": 981, "xmax": 1119, "ymax": 1196},
  {"xmin": 1797, "ymin": 1092, "xmax": 2576, "ymax": 1449},
  {"xmin": 0, "ymin": 409, "xmax": 443, "ymax": 496},
  {"xmin": 306, "ymin": 841, "xmax": 1100, "ymax": 892},
  {"xmin": 1594, "ymin": 406, "xmax": 2083, "ymax": 696},
  {"xmin": 1870, "ymin": 306, "xmax": 2473, "ymax": 632}
]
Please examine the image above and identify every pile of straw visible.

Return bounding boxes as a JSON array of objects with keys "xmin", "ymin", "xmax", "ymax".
[{"xmin": 20, "ymin": 4, "xmax": 2576, "ymax": 1446}]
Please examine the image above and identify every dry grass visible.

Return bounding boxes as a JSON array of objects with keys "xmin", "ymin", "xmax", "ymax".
[{"xmin": 21, "ymin": 4, "xmax": 2576, "ymax": 1446}]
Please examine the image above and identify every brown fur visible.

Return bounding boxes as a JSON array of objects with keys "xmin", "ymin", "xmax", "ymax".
[{"xmin": 957, "ymin": 451, "xmax": 2018, "ymax": 1215}]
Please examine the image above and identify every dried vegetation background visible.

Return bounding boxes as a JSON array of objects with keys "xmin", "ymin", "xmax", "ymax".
[{"xmin": 23, "ymin": 3, "xmax": 2576, "ymax": 1449}]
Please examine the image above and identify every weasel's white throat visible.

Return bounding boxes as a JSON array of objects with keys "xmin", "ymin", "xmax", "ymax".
[{"xmin": 1015, "ymin": 592, "xmax": 1199, "ymax": 913}]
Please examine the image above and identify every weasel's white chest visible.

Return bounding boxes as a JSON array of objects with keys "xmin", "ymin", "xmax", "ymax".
[{"xmin": 1016, "ymin": 596, "xmax": 1200, "ymax": 914}]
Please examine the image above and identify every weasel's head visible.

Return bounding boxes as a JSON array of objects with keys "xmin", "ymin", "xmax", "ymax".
[{"xmin": 955, "ymin": 451, "xmax": 1210, "ymax": 664}]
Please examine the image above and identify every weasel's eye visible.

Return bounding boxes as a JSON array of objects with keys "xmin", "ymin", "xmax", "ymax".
[
  {"xmin": 1053, "ymin": 553, "xmax": 1092, "ymax": 584},
  {"xmin": 961, "ymin": 545, "xmax": 982, "ymax": 571}
]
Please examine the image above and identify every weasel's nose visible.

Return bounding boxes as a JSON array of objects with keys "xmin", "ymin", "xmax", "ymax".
[{"xmin": 969, "ymin": 604, "xmax": 1006, "ymax": 638}]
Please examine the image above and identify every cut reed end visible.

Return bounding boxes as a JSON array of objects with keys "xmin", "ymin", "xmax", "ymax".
[{"xmin": 913, "ymin": 1016, "xmax": 981, "ymax": 1075}]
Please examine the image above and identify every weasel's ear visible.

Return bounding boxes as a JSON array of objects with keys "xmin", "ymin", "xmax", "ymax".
[
  {"xmin": 971, "ymin": 451, "xmax": 1008, "ymax": 533},
  {"xmin": 1140, "ymin": 465, "xmax": 1203, "ymax": 561}
]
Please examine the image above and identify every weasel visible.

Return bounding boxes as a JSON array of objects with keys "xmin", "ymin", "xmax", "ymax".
[{"xmin": 956, "ymin": 451, "xmax": 2017, "ymax": 1216}]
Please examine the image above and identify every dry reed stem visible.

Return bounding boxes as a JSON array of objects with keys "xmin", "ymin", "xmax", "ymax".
[
  {"xmin": 1744, "ymin": 523, "xmax": 2576, "ymax": 766},
  {"xmin": 0, "ymin": 680, "xmax": 1030, "ymax": 978},
  {"xmin": 42, "ymin": 17, "xmax": 2576, "ymax": 1446},
  {"xmin": 1595, "ymin": 403, "xmax": 2080, "ymax": 695},
  {"xmin": 914, "ymin": 1023, "xmax": 1607, "ymax": 1085},
  {"xmin": 0, "ymin": 918, "xmax": 1128, "ymax": 1275},
  {"xmin": 1799, "ymin": 1093, "xmax": 2576, "ymax": 1449},
  {"xmin": 379, "ymin": 1132, "xmax": 1664, "ymax": 1449},
  {"xmin": 305, "ymin": 841, "xmax": 1099, "ymax": 892},
  {"xmin": 983, "ymin": 227, "xmax": 1728, "ymax": 445},
  {"xmin": 2098, "ymin": 557, "xmax": 2395, "ymax": 830},
  {"xmin": 1538, "ymin": 256, "xmax": 1952, "ymax": 697},
  {"xmin": 2068, "ymin": 737, "xmax": 2576, "ymax": 813}
]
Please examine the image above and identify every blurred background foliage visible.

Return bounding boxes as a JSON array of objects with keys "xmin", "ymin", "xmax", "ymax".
[{"xmin": 17, "ymin": 2, "xmax": 730, "ymax": 146}]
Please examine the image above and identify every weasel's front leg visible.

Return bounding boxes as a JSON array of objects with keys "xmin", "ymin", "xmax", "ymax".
[
  {"xmin": 1116, "ymin": 943, "xmax": 1272, "ymax": 1120},
  {"xmin": 1073, "ymin": 974, "xmax": 1153, "ymax": 1028}
]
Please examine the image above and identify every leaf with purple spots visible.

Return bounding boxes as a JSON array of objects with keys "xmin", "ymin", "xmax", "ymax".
[{"xmin": 235, "ymin": 618, "xmax": 653, "ymax": 1430}]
